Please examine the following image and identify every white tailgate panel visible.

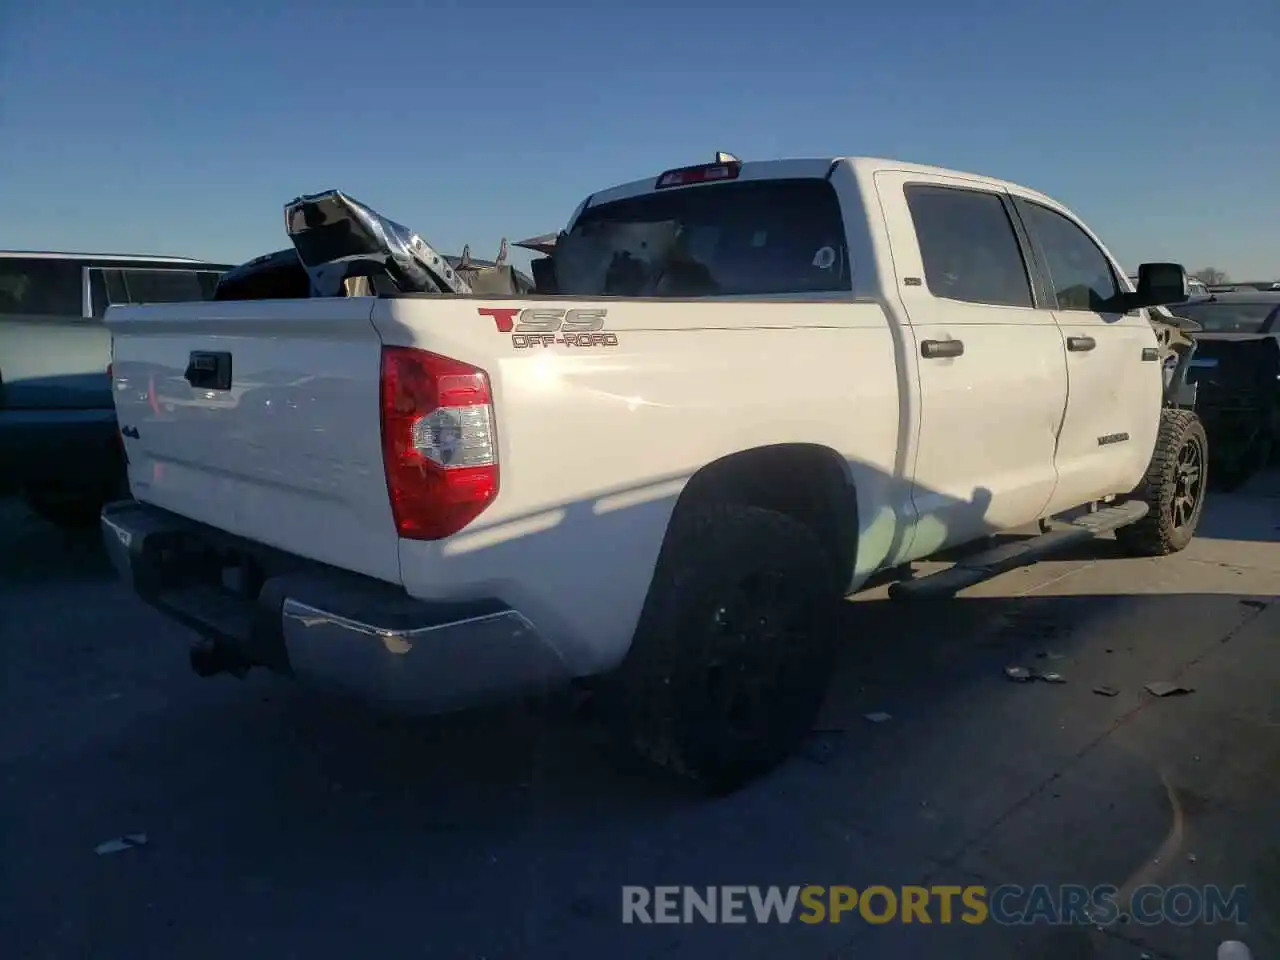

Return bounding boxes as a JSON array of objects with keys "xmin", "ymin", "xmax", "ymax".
[{"xmin": 109, "ymin": 299, "xmax": 401, "ymax": 584}]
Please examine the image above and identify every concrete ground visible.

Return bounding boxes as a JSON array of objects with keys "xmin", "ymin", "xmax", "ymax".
[{"xmin": 1, "ymin": 475, "xmax": 1278, "ymax": 960}]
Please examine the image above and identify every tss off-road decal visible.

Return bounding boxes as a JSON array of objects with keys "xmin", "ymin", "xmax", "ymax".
[{"xmin": 478, "ymin": 307, "xmax": 620, "ymax": 349}]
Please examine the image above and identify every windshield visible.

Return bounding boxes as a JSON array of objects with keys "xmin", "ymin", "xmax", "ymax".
[
  {"xmin": 555, "ymin": 178, "xmax": 851, "ymax": 298},
  {"xmin": 1173, "ymin": 300, "xmax": 1278, "ymax": 333}
]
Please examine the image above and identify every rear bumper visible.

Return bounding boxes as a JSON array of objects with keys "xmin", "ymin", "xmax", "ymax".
[{"xmin": 100, "ymin": 500, "xmax": 573, "ymax": 712}]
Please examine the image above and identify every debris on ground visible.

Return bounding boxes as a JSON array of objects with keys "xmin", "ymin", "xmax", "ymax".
[
  {"xmin": 1145, "ymin": 681, "xmax": 1195, "ymax": 698},
  {"xmin": 1092, "ymin": 685, "xmax": 1120, "ymax": 697},
  {"xmin": 95, "ymin": 833, "xmax": 148, "ymax": 855},
  {"xmin": 799, "ymin": 729, "xmax": 845, "ymax": 764},
  {"xmin": 1005, "ymin": 665, "xmax": 1066, "ymax": 684},
  {"xmin": 864, "ymin": 711, "xmax": 892, "ymax": 723}
]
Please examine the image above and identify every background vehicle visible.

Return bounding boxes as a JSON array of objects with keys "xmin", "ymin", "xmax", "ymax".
[
  {"xmin": 101, "ymin": 157, "xmax": 1202, "ymax": 793},
  {"xmin": 1188, "ymin": 277, "xmax": 1210, "ymax": 297},
  {"xmin": 1133, "ymin": 273, "xmax": 1209, "ymax": 298},
  {"xmin": 0, "ymin": 251, "xmax": 234, "ymax": 526},
  {"xmin": 1200, "ymin": 282, "xmax": 1280, "ymax": 293},
  {"xmin": 1173, "ymin": 292, "xmax": 1280, "ymax": 488},
  {"xmin": 1175, "ymin": 292, "xmax": 1280, "ymax": 335}
]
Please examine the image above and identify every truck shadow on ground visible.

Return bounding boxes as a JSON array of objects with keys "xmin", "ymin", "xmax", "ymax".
[
  {"xmin": 0, "ymin": 496, "xmax": 113, "ymax": 583},
  {"xmin": 8, "ymin": 587, "xmax": 1274, "ymax": 959},
  {"xmin": 3, "ymin": 471, "xmax": 1278, "ymax": 957}
]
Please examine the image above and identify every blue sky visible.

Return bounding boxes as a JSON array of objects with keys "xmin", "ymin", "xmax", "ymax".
[{"xmin": 1, "ymin": 0, "xmax": 1275, "ymax": 278}]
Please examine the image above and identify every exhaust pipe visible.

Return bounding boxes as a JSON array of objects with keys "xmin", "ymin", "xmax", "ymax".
[{"xmin": 189, "ymin": 641, "xmax": 251, "ymax": 679}]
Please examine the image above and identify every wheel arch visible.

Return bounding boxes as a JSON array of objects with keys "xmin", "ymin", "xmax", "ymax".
[{"xmin": 669, "ymin": 443, "xmax": 859, "ymax": 589}]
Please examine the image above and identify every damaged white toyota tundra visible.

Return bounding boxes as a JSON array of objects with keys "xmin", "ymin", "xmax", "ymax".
[{"xmin": 102, "ymin": 155, "xmax": 1207, "ymax": 794}]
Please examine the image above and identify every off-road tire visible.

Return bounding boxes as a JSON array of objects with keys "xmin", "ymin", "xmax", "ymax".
[
  {"xmin": 1115, "ymin": 409, "xmax": 1208, "ymax": 557},
  {"xmin": 600, "ymin": 504, "xmax": 840, "ymax": 796}
]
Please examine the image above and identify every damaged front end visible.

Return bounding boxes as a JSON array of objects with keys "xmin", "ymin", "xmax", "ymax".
[
  {"xmin": 1150, "ymin": 305, "xmax": 1201, "ymax": 410},
  {"xmin": 213, "ymin": 189, "xmax": 532, "ymax": 300},
  {"xmin": 283, "ymin": 189, "xmax": 474, "ymax": 297}
]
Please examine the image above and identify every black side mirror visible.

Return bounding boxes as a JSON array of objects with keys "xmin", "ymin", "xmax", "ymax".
[{"xmin": 1122, "ymin": 262, "xmax": 1189, "ymax": 310}]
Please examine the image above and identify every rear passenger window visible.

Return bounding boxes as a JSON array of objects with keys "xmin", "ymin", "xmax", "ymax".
[
  {"xmin": 121, "ymin": 269, "xmax": 207, "ymax": 304},
  {"xmin": 89, "ymin": 268, "xmax": 132, "ymax": 317},
  {"xmin": 104, "ymin": 269, "xmax": 129, "ymax": 304},
  {"xmin": 0, "ymin": 258, "xmax": 84, "ymax": 317},
  {"xmin": 197, "ymin": 271, "xmax": 222, "ymax": 299},
  {"xmin": 90, "ymin": 267, "xmax": 218, "ymax": 315},
  {"xmin": 904, "ymin": 185, "xmax": 1034, "ymax": 309},
  {"xmin": 1016, "ymin": 201, "xmax": 1122, "ymax": 312}
]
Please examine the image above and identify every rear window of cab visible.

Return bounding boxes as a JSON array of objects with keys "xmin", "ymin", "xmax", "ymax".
[{"xmin": 558, "ymin": 179, "xmax": 851, "ymax": 298}]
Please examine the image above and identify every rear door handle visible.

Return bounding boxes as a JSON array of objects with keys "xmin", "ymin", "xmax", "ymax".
[
  {"xmin": 1067, "ymin": 336, "xmax": 1096, "ymax": 352},
  {"xmin": 921, "ymin": 339, "xmax": 964, "ymax": 359}
]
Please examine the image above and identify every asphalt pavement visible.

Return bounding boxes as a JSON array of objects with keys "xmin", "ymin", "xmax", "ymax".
[{"xmin": 2, "ymin": 475, "xmax": 1278, "ymax": 960}]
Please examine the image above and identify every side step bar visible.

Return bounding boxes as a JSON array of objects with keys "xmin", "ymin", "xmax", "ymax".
[{"xmin": 888, "ymin": 500, "xmax": 1149, "ymax": 600}]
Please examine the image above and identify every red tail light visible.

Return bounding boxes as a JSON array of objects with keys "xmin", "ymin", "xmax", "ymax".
[{"xmin": 379, "ymin": 347, "xmax": 499, "ymax": 540}]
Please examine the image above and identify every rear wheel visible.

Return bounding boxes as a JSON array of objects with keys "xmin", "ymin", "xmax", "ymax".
[
  {"xmin": 1115, "ymin": 409, "xmax": 1208, "ymax": 557},
  {"xmin": 601, "ymin": 504, "xmax": 840, "ymax": 795}
]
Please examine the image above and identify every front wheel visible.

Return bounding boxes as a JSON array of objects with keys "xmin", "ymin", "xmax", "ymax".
[
  {"xmin": 601, "ymin": 504, "xmax": 840, "ymax": 796},
  {"xmin": 1115, "ymin": 409, "xmax": 1208, "ymax": 557}
]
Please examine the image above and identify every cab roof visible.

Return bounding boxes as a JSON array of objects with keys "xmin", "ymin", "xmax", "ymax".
[{"xmin": 584, "ymin": 156, "xmax": 1060, "ymax": 209}]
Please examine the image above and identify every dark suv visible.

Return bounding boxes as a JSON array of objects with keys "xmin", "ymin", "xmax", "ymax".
[{"xmin": 0, "ymin": 252, "xmax": 234, "ymax": 527}]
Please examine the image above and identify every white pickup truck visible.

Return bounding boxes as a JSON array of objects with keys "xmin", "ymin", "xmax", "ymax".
[{"xmin": 101, "ymin": 155, "xmax": 1207, "ymax": 794}]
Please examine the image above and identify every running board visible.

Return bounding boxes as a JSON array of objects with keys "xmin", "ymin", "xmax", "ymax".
[{"xmin": 888, "ymin": 501, "xmax": 1149, "ymax": 600}]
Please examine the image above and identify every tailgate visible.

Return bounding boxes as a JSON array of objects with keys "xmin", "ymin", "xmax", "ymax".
[{"xmin": 106, "ymin": 298, "xmax": 402, "ymax": 584}]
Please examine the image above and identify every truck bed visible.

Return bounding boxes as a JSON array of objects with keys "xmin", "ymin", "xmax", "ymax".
[{"xmin": 104, "ymin": 292, "xmax": 904, "ymax": 631}]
